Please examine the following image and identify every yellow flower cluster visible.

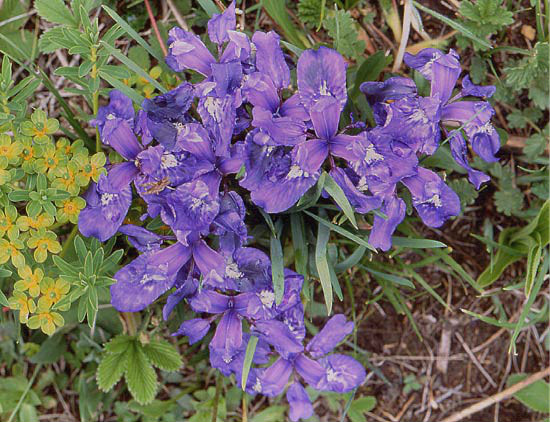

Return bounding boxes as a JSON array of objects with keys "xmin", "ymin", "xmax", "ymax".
[{"xmin": 0, "ymin": 109, "xmax": 105, "ymax": 335}]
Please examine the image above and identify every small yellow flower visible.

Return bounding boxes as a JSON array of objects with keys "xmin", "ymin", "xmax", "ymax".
[
  {"xmin": 0, "ymin": 205, "xmax": 18, "ymax": 238},
  {"xmin": 8, "ymin": 291, "xmax": 36, "ymax": 323},
  {"xmin": 56, "ymin": 138, "xmax": 86, "ymax": 157},
  {"xmin": 34, "ymin": 143, "xmax": 66, "ymax": 179},
  {"xmin": 14, "ymin": 266, "xmax": 44, "ymax": 297},
  {"xmin": 0, "ymin": 237, "xmax": 25, "ymax": 268},
  {"xmin": 17, "ymin": 213, "xmax": 55, "ymax": 232},
  {"xmin": 18, "ymin": 136, "xmax": 43, "ymax": 173},
  {"xmin": 27, "ymin": 229, "xmax": 62, "ymax": 263},
  {"xmin": 39, "ymin": 277, "xmax": 70, "ymax": 307},
  {"xmin": 27, "ymin": 299, "xmax": 64, "ymax": 335},
  {"xmin": 52, "ymin": 161, "xmax": 80, "ymax": 195},
  {"xmin": 56, "ymin": 197, "xmax": 86, "ymax": 224},
  {"xmin": 20, "ymin": 110, "xmax": 60, "ymax": 144},
  {"xmin": 0, "ymin": 133, "xmax": 22, "ymax": 165},
  {"xmin": 78, "ymin": 152, "xmax": 106, "ymax": 183}
]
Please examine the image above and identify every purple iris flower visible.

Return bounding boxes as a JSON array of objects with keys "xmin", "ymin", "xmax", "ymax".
[
  {"xmin": 189, "ymin": 290, "xmax": 249, "ymax": 362},
  {"xmin": 135, "ymin": 83, "xmax": 194, "ymax": 148},
  {"xmin": 329, "ymin": 167, "xmax": 382, "ymax": 214},
  {"xmin": 402, "ymin": 167, "xmax": 460, "ymax": 228},
  {"xmin": 212, "ymin": 191, "xmax": 248, "ymax": 250},
  {"xmin": 240, "ymin": 130, "xmax": 321, "ymax": 213},
  {"xmin": 92, "ymin": 89, "xmax": 134, "ymax": 141},
  {"xmin": 339, "ymin": 130, "xmax": 418, "ymax": 200},
  {"xmin": 110, "ymin": 242, "xmax": 192, "ymax": 312},
  {"xmin": 78, "ymin": 171, "xmax": 132, "ymax": 242}
]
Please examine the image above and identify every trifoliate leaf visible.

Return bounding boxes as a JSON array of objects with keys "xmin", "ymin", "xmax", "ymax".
[
  {"xmin": 524, "ymin": 132, "xmax": 548, "ymax": 161},
  {"xmin": 35, "ymin": 0, "xmax": 77, "ymax": 26},
  {"xmin": 97, "ymin": 351, "xmax": 128, "ymax": 392},
  {"xmin": 507, "ymin": 108, "xmax": 543, "ymax": 129},
  {"xmin": 504, "ymin": 42, "xmax": 549, "ymax": 91},
  {"xmin": 125, "ymin": 341, "xmax": 158, "ymax": 405},
  {"xmin": 142, "ymin": 340, "xmax": 182, "ymax": 372},
  {"xmin": 494, "ymin": 187, "xmax": 524, "ymax": 216},
  {"xmin": 323, "ymin": 9, "xmax": 365, "ymax": 58},
  {"xmin": 448, "ymin": 179, "xmax": 479, "ymax": 210}
]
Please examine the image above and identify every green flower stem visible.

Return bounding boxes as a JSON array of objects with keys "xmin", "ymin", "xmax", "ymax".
[
  {"xmin": 91, "ymin": 46, "xmax": 100, "ymax": 153},
  {"xmin": 123, "ymin": 312, "xmax": 139, "ymax": 336},
  {"xmin": 7, "ymin": 363, "xmax": 42, "ymax": 422},
  {"xmin": 59, "ymin": 225, "xmax": 78, "ymax": 259},
  {"xmin": 211, "ymin": 372, "xmax": 222, "ymax": 422}
]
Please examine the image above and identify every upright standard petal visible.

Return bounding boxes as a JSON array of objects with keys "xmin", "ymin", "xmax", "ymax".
[
  {"xmin": 287, "ymin": 383, "xmax": 314, "ymax": 422},
  {"xmin": 253, "ymin": 319, "xmax": 303, "ymax": 358},
  {"xmin": 306, "ymin": 314, "xmax": 354, "ymax": 358},
  {"xmin": 404, "ymin": 48, "xmax": 444, "ymax": 80},
  {"xmin": 461, "ymin": 75, "xmax": 496, "ymax": 98},
  {"xmin": 430, "ymin": 51, "xmax": 461, "ymax": 103},
  {"xmin": 92, "ymin": 90, "xmax": 134, "ymax": 140},
  {"xmin": 119, "ymin": 224, "xmax": 164, "ymax": 252},
  {"xmin": 207, "ymin": 1, "xmax": 236, "ymax": 45},
  {"xmin": 297, "ymin": 46, "xmax": 347, "ymax": 112},
  {"xmin": 310, "ymin": 96, "xmax": 341, "ymax": 141},
  {"xmin": 252, "ymin": 31, "xmax": 290, "ymax": 90}
]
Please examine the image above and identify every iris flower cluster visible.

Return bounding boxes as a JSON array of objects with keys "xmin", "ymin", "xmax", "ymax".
[{"xmin": 77, "ymin": 3, "xmax": 498, "ymax": 419}]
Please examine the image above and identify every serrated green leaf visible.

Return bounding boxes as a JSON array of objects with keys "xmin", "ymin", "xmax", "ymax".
[
  {"xmin": 125, "ymin": 342, "xmax": 158, "ymax": 405},
  {"xmin": 104, "ymin": 335, "xmax": 134, "ymax": 354},
  {"xmin": 323, "ymin": 9, "xmax": 365, "ymax": 58},
  {"xmin": 494, "ymin": 187, "xmax": 524, "ymax": 216},
  {"xmin": 142, "ymin": 340, "xmax": 182, "ymax": 372},
  {"xmin": 241, "ymin": 335, "xmax": 258, "ymax": 391},
  {"xmin": 448, "ymin": 179, "xmax": 479, "ymax": 209},
  {"xmin": 97, "ymin": 351, "xmax": 128, "ymax": 392},
  {"xmin": 348, "ymin": 396, "xmax": 377, "ymax": 422}
]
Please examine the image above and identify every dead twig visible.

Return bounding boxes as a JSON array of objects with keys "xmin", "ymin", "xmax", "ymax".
[
  {"xmin": 455, "ymin": 332, "xmax": 498, "ymax": 388},
  {"xmin": 144, "ymin": 0, "xmax": 168, "ymax": 57},
  {"xmin": 441, "ymin": 366, "xmax": 550, "ymax": 422}
]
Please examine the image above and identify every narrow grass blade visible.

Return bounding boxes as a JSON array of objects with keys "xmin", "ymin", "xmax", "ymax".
[
  {"xmin": 98, "ymin": 71, "xmax": 145, "ymax": 104},
  {"xmin": 102, "ymin": 5, "xmax": 165, "ymax": 63},
  {"xmin": 335, "ymin": 245, "xmax": 367, "ymax": 273},
  {"xmin": 408, "ymin": 269, "xmax": 450, "ymax": 310},
  {"xmin": 412, "ymin": 1, "xmax": 492, "ymax": 49},
  {"xmin": 270, "ymin": 233, "xmax": 285, "ymax": 305},
  {"xmin": 392, "ymin": 237, "xmax": 446, "ymax": 249},
  {"xmin": 433, "ymin": 249, "xmax": 482, "ymax": 292},
  {"xmin": 290, "ymin": 213, "xmax": 308, "ymax": 277},
  {"xmin": 315, "ymin": 214, "xmax": 333, "ymax": 315},
  {"xmin": 324, "ymin": 172, "xmax": 358, "ymax": 229},
  {"xmin": 241, "ymin": 335, "xmax": 258, "ymax": 391},
  {"xmin": 196, "ymin": 0, "xmax": 219, "ymax": 16},
  {"xmin": 304, "ymin": 211, "xmax": 377, "ymax": 253},
  {"xmin": 262, "ymin": 1, "xmax": 309, "ymax": 49},
  {"xmin": 509, "ymin": 253, "xmax": 549, "ymax": 354},
  {"xmin": 361, "ymin": 265, "xmax": 415, "ymax": 289},
  {"xmin": 100, "ymin": 41, "xmax": 167, "ymax": 93}
]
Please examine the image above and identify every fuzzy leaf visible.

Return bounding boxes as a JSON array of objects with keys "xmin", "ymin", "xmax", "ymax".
[
  {"xmin": 97, "ymin": 351, "xmax": 128, "ymax": 392},
  {"xmin": 125, "ymin": 342, "xmax": 158, "ymax": 405},
  {"xmin": 323, "ymin": 9, "xmax": 365, "ymax": 58},
  {"xmin": 142, "ymin": 340, "xmax": 182, "ymax": 372}
]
